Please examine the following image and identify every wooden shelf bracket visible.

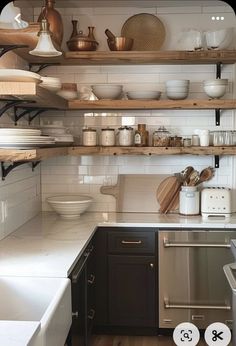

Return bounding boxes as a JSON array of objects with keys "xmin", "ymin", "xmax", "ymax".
[{"xmin": 1, "ymin": 160, "xmax": 41, "ymax": 180}]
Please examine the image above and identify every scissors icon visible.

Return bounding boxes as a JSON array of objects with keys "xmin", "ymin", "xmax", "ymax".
[{"xmin": 212, "ymin": 329, "xmax": 224, "ymax": 341}]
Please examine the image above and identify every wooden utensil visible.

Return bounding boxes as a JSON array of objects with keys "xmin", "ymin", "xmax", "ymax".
[{"xmin": 196, "ymin": 166, "xmax": 214, "ymax": 185}]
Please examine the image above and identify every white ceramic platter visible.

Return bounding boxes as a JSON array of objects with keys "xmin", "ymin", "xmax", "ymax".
[{"xmin": 0, "ymin": 69, "xmax": 41, "ymax": 83}]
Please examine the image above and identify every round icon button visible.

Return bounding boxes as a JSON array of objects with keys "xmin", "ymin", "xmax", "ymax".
[
  {"xmin": 173, "ymin": 322, "xmax": 200, "ymax": 346},
  {"xmin": 204, "ymin": 322, "xmax": 231, "ymax": 346}
]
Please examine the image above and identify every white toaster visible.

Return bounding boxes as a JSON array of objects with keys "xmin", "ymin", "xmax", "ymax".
[{"xmin": 201, "ymin": 187, "xmax": 231, "ymax": 218}]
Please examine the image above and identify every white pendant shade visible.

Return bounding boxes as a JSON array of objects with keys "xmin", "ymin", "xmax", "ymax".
[{"xmin": 29, "ymin": 32, "xmax": 62, "ymax": 57}]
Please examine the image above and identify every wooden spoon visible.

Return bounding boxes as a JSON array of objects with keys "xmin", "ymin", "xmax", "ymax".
[
  {"xmin": 196, "ymin": 166, "xmax": 214, "ymax": 185},
  {"xmin": 187, "ymin": 170, "xmax": 200, "ymax": 186}
]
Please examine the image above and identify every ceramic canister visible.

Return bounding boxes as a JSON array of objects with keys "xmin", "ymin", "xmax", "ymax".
[{"xmin": 179, "ymin": 186, "xmax": 200, "ymax": 215}]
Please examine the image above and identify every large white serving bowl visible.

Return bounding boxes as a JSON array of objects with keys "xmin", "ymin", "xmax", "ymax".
[
  {"xmin": 205, "ymin": 28, "xmax": 233, "ymax": 50},
  {"xmin": 91, "ymin": 84, "xmax": 123, "ymax": 99},
  {"xmin": 127, "ymin": 90, "xmax": 161, "ymax": 100},
  {"xmin": 0, "ymin": 276, "xmax": 71, "ymax": 346},
  {"xmin": 47, "ymin": 195, "xmax": 93, "ymax": 219}
]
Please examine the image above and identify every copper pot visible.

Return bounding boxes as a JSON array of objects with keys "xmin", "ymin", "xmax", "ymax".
[
  {"xmin": 107, "ymin": 37, "xmax": 133, "ymax": 51},
  {"xmin": 67, "ymin": 21, "xmax": 98, "ymax": 51}
]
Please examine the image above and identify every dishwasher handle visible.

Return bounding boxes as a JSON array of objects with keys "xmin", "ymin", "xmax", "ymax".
[
  {"xmin": 164, "ymin": 238, "xmax": 231, "ymax": 248},
  {"xmin": 224, "ymin": 263, "xmax": 236, "ymax": 292}
]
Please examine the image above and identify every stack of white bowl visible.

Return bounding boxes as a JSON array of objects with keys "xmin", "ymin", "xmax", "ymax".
[
  {"xmin": 40, "ymin": 125, "xmax": 74, "ymax": 146},
  {"xmin": 40, "ymin": 76, "xmax": 62, "ymax": 93},
  {"xmin": 203, "ymin": 79, "xmax": 228, "ymax": 99},
  {"xmin": 165, "ymin": 79, "xmax": 190, "ymax": 100}
]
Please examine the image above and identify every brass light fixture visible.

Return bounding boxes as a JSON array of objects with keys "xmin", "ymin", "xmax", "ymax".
[{"xmin": 29, "ymin": 12, "xmax": 62, "ymax": 57}]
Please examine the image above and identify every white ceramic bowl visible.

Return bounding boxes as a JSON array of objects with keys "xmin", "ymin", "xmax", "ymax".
[
  {"xmin": 166, "ymin": 90, "xmax": 189, "ymax": 100},
  {"xmin": 203, "ymin": 79, "xmax": 228, "ymax": 86},
  {"xmin": 40, "ymin": 77, "xmax": 62, "ymax": 92},
  {"xmin": 91, "ymin": 84, "xmax": 123, "ymax": 100},
  {"xmin": 57, "ymin": 90, "xmax": 78, "ymax": 100},
  {"xmin": 203, "ymin": 84, "xmax": 227, "ymax": 99},
  {"xmin": 166, "ymin": 86, "xmax": 189, "ymax": 93},
  {"xmin": 205, "ymin": 28, "xmax": 233, "ymax": 50},
  {"xmin": 127, "ymin": 90, "xmax": 161, "ymax": 100},
  {"xmin": 165, "ymin": 79, "xmax": 190, "ymax": 87},
  {"xmin": 46, "ymin": 195, "xmax": 93, "ymax": 219}
]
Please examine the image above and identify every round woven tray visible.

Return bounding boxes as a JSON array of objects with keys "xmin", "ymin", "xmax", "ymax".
[{"xmin": 121, "ymin": 13, "xmax": 166, "ymax": 51}]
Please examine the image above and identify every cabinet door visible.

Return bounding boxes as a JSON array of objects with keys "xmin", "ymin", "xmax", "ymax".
[
  {"xmin": 71, "ymin": 265, "xmax": 87, "ymax": 346},
  {"xmin": 108, "ymin": 255, "xmax": 156, "ymax": 327},
  {"xmin": 86, "ymin": 245, "xmax": 96, "ymax": 343}
]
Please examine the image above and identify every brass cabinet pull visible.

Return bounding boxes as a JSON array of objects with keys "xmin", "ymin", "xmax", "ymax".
[{"xmin": 121, "ymin": 240, "xmax": 142, "ymax": 244}]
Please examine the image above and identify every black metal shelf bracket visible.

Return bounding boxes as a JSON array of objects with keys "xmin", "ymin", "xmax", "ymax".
[
  {"xmin": 214, "ymin": 155, "xmax": 220, "ymax": 168},
  {"xmin": 215, "ymin": 108, "xmax": 221, "ymax": 126},
  {"xmin": 29, "ymin": 63, "xmax": 61, "ymax": 73},
  {"xmin": 14, "ymin": 106, "xmax": 54, "ymax": 125},
  {"xmin": 0, "ymin": 44, "xmax": 29, "ymax": 58},
  {"xmin": 32, "ymin": 161, "xmax": 41, "ymax": 171},
  {"xmin": 216, "ymin": 62, "xmax": 222, "ymax": 79},
  {"xmin": 0, "ymin": 99, "xmax": 35, "ymax": 118},
  {"xmin": 1, "ymin": 160, "xmax": 41, "ymax": 180}
]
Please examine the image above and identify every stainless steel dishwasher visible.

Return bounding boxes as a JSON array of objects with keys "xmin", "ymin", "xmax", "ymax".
[{"xmin": 158, "ymin": 229, "xmax": 236, "ymax": 330}]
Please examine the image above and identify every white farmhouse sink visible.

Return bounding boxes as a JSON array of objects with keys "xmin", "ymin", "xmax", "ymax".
[{"xmin": 0, "ymin": 276, "xmax": 72, "ymax": 346}]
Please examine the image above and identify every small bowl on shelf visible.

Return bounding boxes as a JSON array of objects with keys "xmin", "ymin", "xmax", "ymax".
[
  {"xmin": 107, "ymin": 37, "xmax": 134, "ymax": 51},
  {"xmin": 203, "ymin": 79, "xmax": 228, "ymax": 99},
  {"xmin": 126, "ymin": 90, "xmax": 161, "ymax": 100},
  {"xmin": 205, "ymin": 28, "xmax": 233, "ymax": 50},
  {"xmin": 91, "ymin": 84, "xmax": 123, "ymax": 100},
  {"xmin": 46, "ymin": 195, "xmax": 93, "ymax": 219}
]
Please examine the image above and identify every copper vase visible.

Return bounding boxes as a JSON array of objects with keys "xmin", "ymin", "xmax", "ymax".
[{"xmin": 38, "ymin": 0, "xmax": 63, "ymax": 47}]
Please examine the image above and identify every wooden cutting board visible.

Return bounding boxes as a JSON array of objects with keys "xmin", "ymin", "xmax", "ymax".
[
  {"xmin": 100, "ymin": 174, "xmax": 167, "ymax": 213},
  {"xmin": 156, "ymin": 176, "xmax": 181, "ymax": 213}
]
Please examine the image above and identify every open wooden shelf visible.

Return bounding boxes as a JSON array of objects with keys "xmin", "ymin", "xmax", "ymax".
[
  {"xmin": 1, "ymin": 145, "xmax": 236, "ymax": 164},
  {"xmin": 68, "ymin": 99, "xmax": 236, "ymax": 110},
  {"xmin": 68, "ymin": 146, "xmax": 236, "ymax": 156},
  {"xmin": 0, "ymin": 82, "xmax": 68, "ymax": 109},
  {"xmin": 64, "ymin": 50, "xmax": 236, "ymax": 65},
  {"xmin": 0, "ymin": 147, "xmax": 69, "ymax": 162}
]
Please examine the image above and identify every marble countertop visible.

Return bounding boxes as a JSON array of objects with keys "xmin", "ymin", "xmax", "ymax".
[{"xmin": 0, "ymin": 211, "xmax": 236, "ymax": 278}]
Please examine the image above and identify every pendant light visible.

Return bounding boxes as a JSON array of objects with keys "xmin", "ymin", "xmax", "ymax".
[{"xmin": 29, "ymin": 13, "xmax": 62, "ymax": 57}]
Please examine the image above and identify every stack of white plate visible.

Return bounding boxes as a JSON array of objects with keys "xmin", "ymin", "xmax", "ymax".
[
  {"xmin": 40, "ymin": 77, "xmax": 62, "ymax": 93},
  {"xmin": 0, "ymin": 128, "xmax": 55, "ymax": 148},
  {"xmin": 40, "ymin": 125, "xmax": 74, "ymax": 146},
  {"xmin": 0, "ymin": 69, "xmax": 41, "ymax": 83}
]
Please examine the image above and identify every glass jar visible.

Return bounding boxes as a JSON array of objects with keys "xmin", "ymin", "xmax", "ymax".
[
  {"xmin": 117, "ymin": 126, "xmax": 134, "ymax": 146},
  {"xmin": 82, "ymin": 127, "xmax": 97, "ymax": 146},
  {"xmin": 101, "ymin": 127, "xmax": 115, "ymax": 146},
  {"xmin": 152, "ymin": 126, "xmax": 170, "ymax": 147},
  {"xmin": 134, "ymin": 124, "xmax": 149, "ymax": 146}
]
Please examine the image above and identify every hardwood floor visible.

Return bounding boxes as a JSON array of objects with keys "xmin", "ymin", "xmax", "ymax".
[{"xmin": 90, "ymin": 335, "xmax": 207, "ymax": 346}]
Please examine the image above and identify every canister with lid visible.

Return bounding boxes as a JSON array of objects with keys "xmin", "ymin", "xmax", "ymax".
[
  {"xmin": 82, "ymin": 127, "xmax": 97, "ymax": 146},
  {"xmin": 117, "ymin": 126, "xmax": 134, "ymax": 146},
  {"xmin": 101, "ymin": 127, "xmax": 115, "ymax": 146},
  {"xmin": 179, "ymin": 186, "xmax": 200, "ymax": 216},
  {"xmin": 152, "ymin": 126, "xmax": 170, "ymax": 147}
]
